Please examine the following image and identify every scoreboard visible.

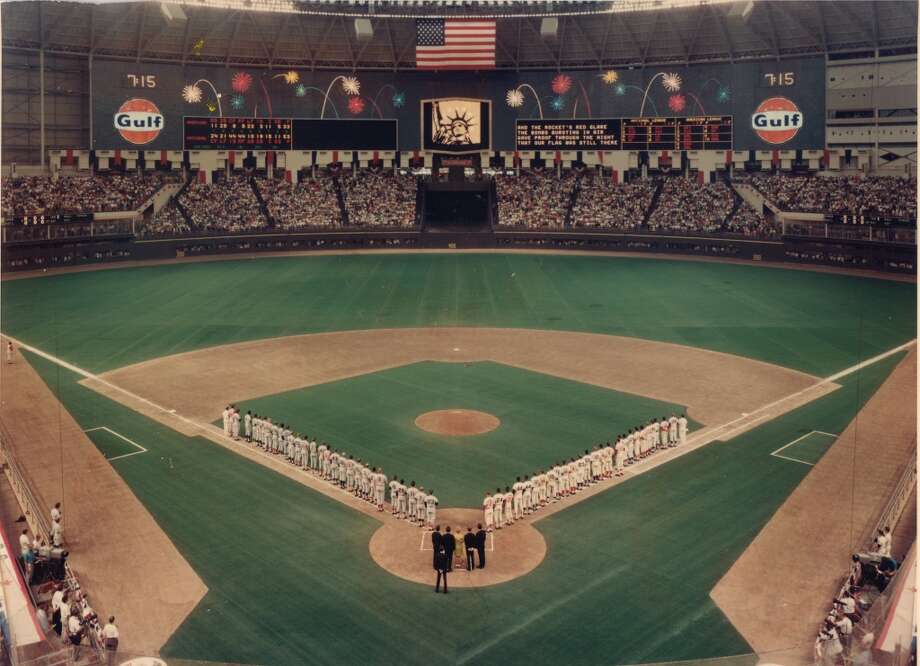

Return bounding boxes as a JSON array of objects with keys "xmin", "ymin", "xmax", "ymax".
[
  {"xmin": 516, "ymin": 116, "xmax": 732, "ymax": 151},
  {"xmin": 515, "ymin": 119, "xmax": 621, "ymax": 150},
  {"xmin": 184, "ymin": 117, "xmax": 398, "ymax": 151},
  {"xmin": 184, "ymin": 117, "xmax": 292, "ymax": 150},
  {"xmin": 621, "ymin": 116, "xmax": 732, "ymax": 150}
]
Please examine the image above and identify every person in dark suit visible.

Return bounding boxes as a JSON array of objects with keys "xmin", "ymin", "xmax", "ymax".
[
  {"xmin": 431, "ymin": 525, "xmax": 442, "ymax": 570},
  {"xmin": 443, "ymin": 526, "xmax": 456, "ymax": 572},
  {"xmin": 475, "ymin": 523, "xmax": 487, "ymax": 569},
  {"xmin": 463, "ymin": 528, "xmax": 476, "ymax": 571},
  {"xmin": 434, "ymin": 546, "xmax": 449, "ymax": 593}
]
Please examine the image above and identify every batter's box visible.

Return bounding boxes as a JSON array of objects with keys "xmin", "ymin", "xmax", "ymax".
[
  {"xmin": 84, "ymin": 426, "xmax": 148, "ymax": 461},
  {"xmin": 770, "ymin": 430, "xmax": 838, "ymax": 466},
  {"xmin": 419, "ymin": 530, "xmax": 494, "ymax": 552}
]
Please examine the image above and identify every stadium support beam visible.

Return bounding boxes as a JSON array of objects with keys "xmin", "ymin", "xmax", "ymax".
[
  {"xmin": 714, "ymin": 6, "xmax": 736, "ymax": 63},
  {"xmin": 833, "ymin": 2, "xmax": 877, "ymax": 48},
  {"xmin": 600, "ymin": 13, "xmax": 614, "ymax": 64},
  {"xmin": 764, "ymin": 2, "xmax": 781, "ymax": 59},
  {"xmin": 525, "ymin": 18, "xmax": 557, "ymax": 65},
  {"xmin": 227, "ymin": 12, "xmax": 243, "ymax": 66},
  {"xmin": 641, "ymin": 11, "xmax": 660, "ymax": 66},
  {"xmin": 611, "ymin": 12, "xmax": 643, "ymax": 64},
  {"xmin": 39, "ymin": 49, "xmax": 45, "ymax": 168},
  {"xmin": 180, "ymin": 14, "xmax": 193, "ymax": 65},
  {"xmin": 135, "ymin": 3, "xmax": 147, "ymax": 63},
  {"xmin": 243, "ymin": 12, "xmax": 273, "ymax": 63},
  {"xmin": 684, "ymin": 8, "xmax": 706, "ymax": 64},
  {"xmin": 771, "ymin": 2, "xmax": 823, "ymax": 51},
  {"xmin": 495, "ymin": 33, "xmax": 517, "ymax": 69},
  {"xmin": 339, "ymin": 15, "xmax": 357, "ymax": 68},
  {"xmin": 384, "ymin": 19, "xmax": 398, "ymax": 70},
  {"xmin": 568, "ymin": 16, "xmax": 601, "ymax": 66}
]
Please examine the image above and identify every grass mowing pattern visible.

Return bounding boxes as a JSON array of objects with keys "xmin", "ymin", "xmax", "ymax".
[
  {"xmin": 21, "ymin": 349, "xmax": 904, "ymax": 665},
  {"xmin": 2, "ymin": 254, "xmax": 915, "ymax": 376},
  {"xmin": 233, "ymin": 361, "xmax": 696, "ymax": 508}
]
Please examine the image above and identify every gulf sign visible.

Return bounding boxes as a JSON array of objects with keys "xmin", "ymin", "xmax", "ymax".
[
  {"xmin": 114, "ymin": 98, "xmax": 164, "ymax": 145},
  {"xmin": 751, "ymin": 97, "xmax": 803, "ymax": 145}
]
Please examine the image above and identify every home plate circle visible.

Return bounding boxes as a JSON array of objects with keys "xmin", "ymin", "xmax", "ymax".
[{"xmin": 414, "ymin": 410, "xmax": 500, "ymax": 436}]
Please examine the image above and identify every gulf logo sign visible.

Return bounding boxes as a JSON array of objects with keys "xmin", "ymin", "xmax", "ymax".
[
  {"xmin": 751, "ymin": 97, "xmax": 803, "ymax": 145},
  {"xmin": 114, "ymin": 98, "xmax": 164, "ymax": 145}
]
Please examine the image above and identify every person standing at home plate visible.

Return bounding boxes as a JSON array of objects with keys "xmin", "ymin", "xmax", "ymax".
[{"xmin": 483, "ymin": 491, "xmax": 495, "ymax": 532}]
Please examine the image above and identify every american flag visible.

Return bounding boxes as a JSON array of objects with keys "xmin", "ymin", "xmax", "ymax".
[{"xmin": 416, "ymin": 18, "xmax": 496, "ymax": 70}]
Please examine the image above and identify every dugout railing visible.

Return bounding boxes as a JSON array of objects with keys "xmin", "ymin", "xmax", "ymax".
[
  {"xmin": 815, "ymin": 448, "xmax": 917, "ymax": 664},
  {"xmin": 0, "ymin": 422, "xmax": 105, "ymax": 665}
]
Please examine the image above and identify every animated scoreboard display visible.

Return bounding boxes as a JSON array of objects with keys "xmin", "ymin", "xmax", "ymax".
[
  {"xmin": 516, "ymin": 116, "xmax": 733, "ymax": 151},
  {"xmin": 184, "ymin": 117, "xmax": 398, "ymax": 151}
]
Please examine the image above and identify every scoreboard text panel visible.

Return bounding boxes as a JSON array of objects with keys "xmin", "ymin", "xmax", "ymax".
[{"xmin": 515, "ymin": 119, "xmax": 621, "ymax": 150}]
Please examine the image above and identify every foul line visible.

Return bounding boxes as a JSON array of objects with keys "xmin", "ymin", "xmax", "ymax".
[
  {"xmin": 695, "ymin": 339, "xmax": 916, "ymax": 444},
  {"xmin": 770, "ymin": 430, "xmax": 838, "ymax": 467},
  {"xmin": 83, "ymin": 426, "xmax": 148, "ymax": 461}
]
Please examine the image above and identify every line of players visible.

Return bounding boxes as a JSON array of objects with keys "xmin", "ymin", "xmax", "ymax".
[
  {"xmin": 221, "ymin": 406, "xmax": 440, "ymax": 526},
  {"xmin": 482, "ymin": 414, "xmax": 689, "ymax": 531}
]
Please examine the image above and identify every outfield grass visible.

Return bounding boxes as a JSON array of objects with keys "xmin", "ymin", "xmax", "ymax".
[
  {"xmin": 21, "ymin": 349, "xmax": 904, "ymax": 665},
  {"xmin": 232, "ymin": 361, "xmax": 696, "ymax": 508},
  {"xmin": 2, "ymin": 254, "xmax": 914, "ymax": 376}
]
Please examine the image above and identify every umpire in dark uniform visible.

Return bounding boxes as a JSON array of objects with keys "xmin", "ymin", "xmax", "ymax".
[
  {"xmin": 475, "ymin": 523, "xmax": 487, "ymax": 569},
  {"xmin": 431, "ymin": 526, "xmax": 442, "ymax": 570},
  {"xmin": 463, "ymin": 528, "xmax": 476, "ymax": 571},
  {"xmin": 443, "ymin": 526, "xmax": 456, "ymax": 572},
  {"xmin": 434, "ymin": 546, "xmax": 449, "ymax": 593}
]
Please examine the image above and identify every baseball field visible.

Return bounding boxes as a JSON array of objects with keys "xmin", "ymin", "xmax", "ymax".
[{"xmin": 1, "ymin": 251, "xmax": 916, "ymax": 665}]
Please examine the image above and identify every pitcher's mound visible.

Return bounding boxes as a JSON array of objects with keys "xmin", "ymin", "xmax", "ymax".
[
  {"xmin": 415, "ymin": 410, "xmax": 500, "ymax": 436},
  {"xmin": 369, "ymin": 508, "xmax": 546, "ymax": 587}
]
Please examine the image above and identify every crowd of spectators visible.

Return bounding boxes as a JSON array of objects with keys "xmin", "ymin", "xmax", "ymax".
[
  {"xmin": 747, "ymin": 174, "xmax": 917, "ymax": 221},
  {"xmin": 2, "ymin": 173, "xmax": 174, "ymax": 218},
  {"xmin": 495, "ymin": 170, "xmax": 577, "ymax": 228},
  {"xmin": 724, "ymin": 200, "xmax": 780, "ymax": 237},
  {"xmin": 258, "ymin": 177, "xmax": 342, "ymax": 229},
  {"xmin": 342, "ymin": 172, "xmax": 418, "ymax": 227},
  {"xmin": 647, "ymin": 178, "xmax": 735, "ymax": 233},
  {"xmin": 140, "ymin": 202, "xmax": 191, "ymax": 238},
  {"xmin": 177, "ymin": 175, "xmax": 266, "ymax": 232},
  {"xmin": 570, "ymin": 178, "xmax": 655, "ymax": 230},
  {"xmin": 815, "ymin": 527, "xmax": 901, "ymax": 663}
]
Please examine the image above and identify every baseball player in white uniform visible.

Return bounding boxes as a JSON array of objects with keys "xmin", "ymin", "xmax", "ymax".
[
  {"xmin": 374, "ymin": 469, "xmax": 386, "ymax": 510},
  {"xmin": 424, "ymin": 491, "xmax": 438, "ymax": 529},
  {"xmin": 222, "ymin": 407, "xmax": 231, "ymax": 437},
  {"xmin": 483, "ymin": 492, "xmax": 495, "ymax": 531},
  {"xmin": 243, "ymin": 412, "xmax": 252, "ymax": 442},
  {"xmin": 407, "ymin": 483, "xmax": 419, "ymax": 523},
  {"xmin": 668, "ymin": 415, "xmax": 679, "ymax": 446},
  {"xmin": 522, "ymin": 476, "xmax": 533, "ymax": 514},
  {"xmin": 512, "ymin": 478, "xmax": 524, "ymax": 519},
  {"xmin": 503, "ymin": 488, "xmax": 514, "ymax": 526},
  {"xmin": 416, "ymin": 487, "xmax": 427, "ymax": 525},
  {"xmin": 492, "ymin": 489, "xmax": 503, "ymax": 528},
  {"xmin": 678, "ymin": 415, "xmax": 688, "ymax": 446}
]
